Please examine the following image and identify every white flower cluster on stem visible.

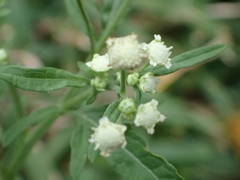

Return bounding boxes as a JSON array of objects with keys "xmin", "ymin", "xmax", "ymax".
[
  {"xmin": 134, "ymin": 99, "xmax": 166, "ymax": 134},
  {"xmin": 88, "ymin": 33, "xmax": 169, "ymax": 157},
  {"xmin": 89, "ymin": 98, "xmax": 166, "ymax": 156},
  {"xmin": 86, "ymin": 34, "xmax": 173, "ymax": 72},
  {"xmin": 139, "ymin": 72, "xmax": 159, "ymax": 93},
  {"xmin": 142, "ymin": 34, "xmax": 173, "ymax": 69},
  {"xmin": 89, "ymin": 117, "xmax": 127, "ymax": 157}
]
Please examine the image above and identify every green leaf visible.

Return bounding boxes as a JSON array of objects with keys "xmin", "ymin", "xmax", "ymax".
[
  {"xmin": 70, "ymin": 120, "xmax": 91, "ymax": 180},
  {"xmin": 81, "ymin": 112, "xmax": 99, "ymax": 163},
  {"xmin": 2, "ymin": 106, "xmax": 60, "ymax": 146},
  {"xmin": 0, "ymin": 65, "xmax": 88, "ymax": 91},
  {"xmin": 104, "ymin": 0, "xmax": 122, "ymax": 23},
  {"xmin": 108, "ymin": 132, "xmax": 184, "ymax": 180},
  {"xmin": 65, "ymin": 0, "xmax": 87, "ymax": 34},
  {"xmin": 77, "ymin": 61, "xmax": 95, "ymax": 78},
  {"xmin": 103, "ymin": 100, "xmax": 120, "ymax": 118},
  {"xmin": 141, "ymin": 44, "xmax": 225, "ymax": 76}
]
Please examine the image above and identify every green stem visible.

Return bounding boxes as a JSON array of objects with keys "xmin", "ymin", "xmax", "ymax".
[
  {"xmin": 120, "ymin": 70, "xmax": 126, "ymax": 97},
  {"xmin": 95, "ymin": 0, "xmax": 131, "ymax": 52},
  {"xmin": 9, "ymin": 85, "xmax": 23, "ymax": 117},
  {"xmin": 76, "ymin": 0, "xmax": 96, "ymax": 55}
]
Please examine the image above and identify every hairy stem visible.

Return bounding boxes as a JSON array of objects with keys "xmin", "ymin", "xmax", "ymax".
[{"xmin": 120, "ymin": 70, "xmax": 126, "ymax": 97}]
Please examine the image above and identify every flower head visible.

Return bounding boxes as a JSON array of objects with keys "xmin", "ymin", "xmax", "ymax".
[
  {"xmin": 118, "ymin": 98, "xmax": 136, "ymax": 114},
  {"xmin": 134, "ymin": 99, "xmax": 166, "ymax": 134},
  {"xmin": 89, "ymin": 117, "xmax": 127, "ymax": 157},
  {"xmin": 107, "ymin": 34, "xmax": 146, "ymax": 69},
  {"xmin": 139, "ymin": 73, "xmax": 159, "ymax": 93},
  {"xmin": 144, "ymin": 34, "xmax": 173, "ymax": 69},
  {"xmin": 86, "ymin": 54, "xmax": 111, "ymax": 72}
]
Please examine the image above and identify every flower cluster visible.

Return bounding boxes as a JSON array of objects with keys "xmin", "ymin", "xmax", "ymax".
[
  {"xmin": 134, "ymin": 99, "xmax": 166, "ymax": 134},
  {"xmin": 86, "ymin": 34, "xmax": 172, "ymax": 72},
  {"xmin": 88, "ymin": 34, "xmax": 171, "ymax": 157},
  {"xmin": 89, "ymin": 98, "xmax": 166, "ymax": 156},
  {"xmin": 89, "ymin": 117, "xmax": 127, "ymax": 157}
]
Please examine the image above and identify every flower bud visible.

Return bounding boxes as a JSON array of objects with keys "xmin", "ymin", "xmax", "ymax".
[
  {"xmin": 86, "ymin": 53, "xmax": 111, "ymax": 72},
  {"xmin": 90, "ymin": 75, "xmax": 107, "ymax": 91},
  {"xmin": 144, "ymin": 34, "xmax": 172, "ymax": 69},
  {"xmin": 89, "ymin": 117, "xmax": 127, "ymax": 157},
  {"xmin": 127, "ymin": 72, "xmax": 139, "ymax": 86},
  {"xmin": 118, "ymin": 98, "xmax": 136, "ymax": 114},
  {"xmin": 107, "ymin": 34, "xmax": 146, "ymax": 69},
  {"xmin": 134, "ymin": 99, "xmax": 166, "ymax": 134},
  {"xmin": 139, "ymin": 73, "xmax": 159, "ymax": 93}
]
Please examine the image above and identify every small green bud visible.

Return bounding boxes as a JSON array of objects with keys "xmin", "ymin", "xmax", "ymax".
[
  {"xmin": 127, "ymin": 72, "xmax": 139, "ymax": 86},
  {"xmin": 139, "ymin": 72, "xmax": 159, "ymax": 93},
  {"xmin": 91, "ymin": 76, "xmax": 107, "ymax": 91},
  {"xmin": 118, "ymin": 98, "xmax": 136, "ymax": 114}
]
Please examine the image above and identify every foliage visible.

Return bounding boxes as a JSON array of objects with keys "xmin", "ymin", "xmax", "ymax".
[{"xmin": 0, "ymin": 0, "xmax": 239, "ymax": 180}]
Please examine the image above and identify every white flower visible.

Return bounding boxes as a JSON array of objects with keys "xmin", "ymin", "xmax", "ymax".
[
  {"xmin": 127, "ymin": 72, "xmax": 139, "ymax": 86},
  {"xmin": 89, "ymin": 117, "xmax": 127, "ymax": 157},
  {"xmin": 134, "ymin": 99, "xmax": 166, "ymax": 134},
  {"xmin": 144, "ymin": 34, "xmax": 173, "ymax": 69},
  {"xmin": 0, "ymin": 49, "xmax": 7, "ymax": 61},
  {"xmin": 107, "ymin": 34, "xmax": 146, "ymax": 69},
  {"xmin": 118, "ymin": 98, "xmax": 136, "ymax": 114},
  {"xmin": 86, "ymin": 54, "xmax": 111, "ymax": 72},
  {"xmin": 139, "ymin": 73, "xmax": 159, "ymax": 93}
]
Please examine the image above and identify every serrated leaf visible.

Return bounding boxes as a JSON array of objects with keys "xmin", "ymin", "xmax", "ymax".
[
  {"xmin": 0, "ymin": 65, "xmax": 88, "ymax": 91},
  {"xmin": 141, "ymin": 44, "xmax": 225, "ymax": 76},
  {"xmin": 2, "ymin": 106, "xmax": 60, "ymax": 146},
  {"xmin": 70, "ymin": 120, "xmax": 90, "ymax": 180},
  {"xmin": 108, "ymin": 132, "xmax": 184, "ymax": 180}
]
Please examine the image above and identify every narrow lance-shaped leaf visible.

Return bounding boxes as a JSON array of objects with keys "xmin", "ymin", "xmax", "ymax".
[
  {"xmin": 2, "ymin": 106, "xmax": 61, "ymax": 146},
  {"xmin": 0, "ymin": 65, "xmax": 88, "ymax": 92},
  {"xmin": 76, "ymin": 112, "xmax": 99, "ymax": 163},
  {"xmin": 108, "ymin": 132, "xmax": 185, "ymax": 180},
  {"xmin": 140, "ymin": 44, "xmax": 225, "ymax": 76},
  {"xmin": 70, "ymin": 119, "xmax": 91, "ymax": 180}
]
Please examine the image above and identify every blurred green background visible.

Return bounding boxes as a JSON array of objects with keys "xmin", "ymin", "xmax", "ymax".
[{"xmin": 0, "ymin": 0, "xmax": 240, "ymax": 180}]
